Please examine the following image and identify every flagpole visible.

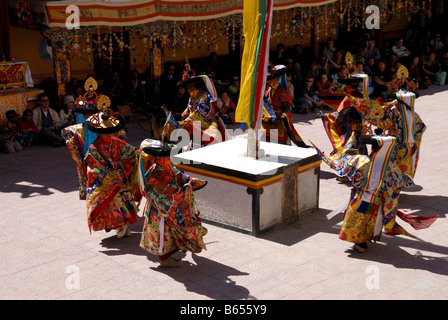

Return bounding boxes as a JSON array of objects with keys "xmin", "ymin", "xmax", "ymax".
[
  {"xmin": 234, "ymin": 0, "xmax": 272, "ymax": 160},
  {"xmin": 256, "ymin": 130, "xmax": 259, "ymax": 160}
]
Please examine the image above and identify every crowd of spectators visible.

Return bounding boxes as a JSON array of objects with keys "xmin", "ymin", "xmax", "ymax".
[
  {"xmin": 271, "ymin": 27, "xmax": 448, "ymax": 113},
  {"xmin": 3, "ymin": 23, "xmax": 447, "ymax": 153}
]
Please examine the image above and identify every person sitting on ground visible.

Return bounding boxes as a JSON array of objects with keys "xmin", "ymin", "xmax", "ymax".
[
  {"xmin": 392, "ymin": 38, "xmax": 411, "ymax": 58},
  {"xmin": 373, "ymin": 60, "xmax": 394, "ymax": 98},
  {"xmin": 322, "ymin": 37, "xmax": 336, "ymax": 60},
  {"xmin": 219, "ymin": 91, "xmax": 237, "ymax": 125},
  {"xmin": 331, "ymin": 64, "xmax": 350, "ymax": 92},
  {"xmin": 316, "ymin": 72, "xmax": 334, "ymax": 93},
  {"xmin": 1, "ymin": 110, "xmax": 23, "ymax": 154},
  {"xmin": 285, "ymin": 72, "xmax": 297, "ymax": 111},
  {"xmin": 327, "ymin": 50, "xmax": 344, "ymax": 75},
  {"xmin": 17, "ymin": 108, "xmax": 39, "ymax": 147},
  {"xmin": 171, "ymin": 85, "xmax": 190, "ymax": 116},
  {"xmin": 306, "ymin": 60, "xmax": 321, "ymax": 80},
  {"xmin": 408, "ymin": 55, "xmax": 429, "ymax": 89},
  {"xmin": 422, "ymin": 51, "xmax": 442, "ymax": 84},
  {"xmin": 364, "ymin": 39, "xmax": 381, "ymax": 62},
  {"xmin": 296, "ymin": 75, "xmax": 325, "ymax": 114},
  {"xmin": 59, "ymin": 95, "xmax": 76, "ymax": 129},
  {"xmin": 228, "ymin": 75, "xmax": 240, "ymax": 104},
  {"xmin": 363, "ymin": 57, "xmax": 376, "ymax": 79},
  {"xmin": 101, "ymin": 70, "xmax": 128, "ymax": 111},
  {"xmin": 32, "ymin": 93, "xmax": 65, "ymax": 147},
  {"xmin": 441, "ymin": 48, "xmax": 448, "ymax": 73}
]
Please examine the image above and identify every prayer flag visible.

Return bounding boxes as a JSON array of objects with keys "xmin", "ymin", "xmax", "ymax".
[{"xmin": 235, "ymin": 0, "xmax": 273, "ymax": 132}]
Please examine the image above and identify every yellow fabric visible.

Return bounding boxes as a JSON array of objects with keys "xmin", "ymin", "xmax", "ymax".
[{"xmin": 235, "ymin": 0, "xmax": 259, "ymax": 125}]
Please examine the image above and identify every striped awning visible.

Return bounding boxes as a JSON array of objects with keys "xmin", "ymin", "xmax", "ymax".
[{"xmin": 44, "ymin": 0, "xmax": 337, "ymax": 27}]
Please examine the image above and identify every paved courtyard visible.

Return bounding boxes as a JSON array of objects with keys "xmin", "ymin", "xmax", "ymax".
[{"xmin": 1, "ymin": 85, "xmax": 447, "ymax": 303}]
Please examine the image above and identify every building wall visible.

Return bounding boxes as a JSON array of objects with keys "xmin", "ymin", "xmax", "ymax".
[{"xmin": 9, "ymin": 26, "xmax": 54, "ymax": 86}]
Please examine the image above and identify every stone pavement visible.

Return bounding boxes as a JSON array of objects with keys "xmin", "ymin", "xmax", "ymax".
[{"xmin": 1, "ymin": 85, "xmax": 448, "ymax": 302}]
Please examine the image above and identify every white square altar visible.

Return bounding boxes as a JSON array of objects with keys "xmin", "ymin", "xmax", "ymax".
[{"xmin": 172, "ymin": 138, "xmax": 321, "ymax": 236}]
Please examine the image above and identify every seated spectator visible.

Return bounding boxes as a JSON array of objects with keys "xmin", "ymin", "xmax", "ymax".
[
  {"xmin": 441, "ymin": 49, "xmax": 448, "ymax": 73},
  {"xmin": 373, "ymin": 60, "xmax": 393, "ymax": 98},
  {"xmin": 128, "ymin": 69, "xmax": 145, "ymax": 100},
  {"xmin": 102, "ymin": 70, "xmax": 128, "ymax": 111},
  {"xmin": 364, "ymin": 39, "xmax": 381, "ymax": 62},
  {"xmin": 306, "ymin": 61, "xmax": 321, "ymax": 80},
  {"xmin": 355, "ymin": 61, "xmax": 374, "ymax": 97},
  {"xmin": 17, "ymin": 108, "xmax": 39, "ymax": 146},
  {"xmin": 59, "ymin": 95, "xmax": 76, "ymax": 128},
  {"xmin": 408, "ymin": 56, "xmax": 429, "ymax": 89},
  {"xmin": 422, "ymin": 51, "xmax": 442, "ymax": 84},
  {"xmin": 289, "ymin": 44, "xmax": 308, "ymax": 72},
  {"xmin": 331, "ymin": 64, "xmax": 350, "ymax": 91},
  {"xmin": 388, "ymin": 53, "xmax": 399, "ymax": 74},
  {"xmin": 285, "ymin": 72, "xmax": 298, "ymax": 111},
  {"xmin": 1, "ymin": 110, "xmax": 23, "ymax": 153},
  {"xmin": 420, "ymin": 44, "xmax": 433, "ymax": 64},
  {"xmin": 392, "ymin": 38, "xmax": 411, "ymax": 58},
  {"xmin": 296, "ymin": 75, "xmax": 325, "ymax": 114},
  {"xmin": 285, "ymin": 58, "xmax": 302, "ymax": 87},
  {"xmin": 160, "ymin": 64, "xmax": 180, "ymax": 111},
  {"xmin": 319, "ymin": 56, "xmax": 330, "ymax": 75},
  {"xmin": 328, "ymin": 50, "xmax": 344, "ymax": 76},
  {"xmin": 171, "ymin": 85, "xmax": 190, "ymax": 115},
  {"xmin": 430, "ymin": 33, "xmax": 444, "ymax": 57},
  {"xmin": 65, "ymin": 77, "xmax": 79, "ymax": 97},
  {"xmin": 228, "ymin": 75, "xmax": 240, "ymax": 104},
  {"xmin": 32, "ymin": 93, "xmax": 65, "ymax": 148},
  {"xmin": 322, "ymin": 37, "xmax": 336, "ymax": 60},
  {"xmin": 363, "ymin": 57, "xmax": 376, "ymax": 79},
  {"xmin": 219, "ymin": 91, "xmax": 237, "ymax": 125},
  {"xmin": 73, "ymin": 85, "xmax": 84, "ymax": 99},
  {"xmin": 271, "ymin": 43, "xmax": 287, "ymax": 66},
  {"xmin": 316, "ymin": 72, "xmax": 334, "ymax": 93},
  {"xmin": 207, "ymin": 52, "xmax": 225, "ymax": 80}
]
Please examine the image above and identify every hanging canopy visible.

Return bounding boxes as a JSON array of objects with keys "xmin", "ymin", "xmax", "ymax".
[{"xmin": 44, "ymin": 0, "xmax": 337, "ymax": 27}]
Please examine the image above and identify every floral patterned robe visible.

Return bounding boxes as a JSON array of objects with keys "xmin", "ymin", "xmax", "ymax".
[
  {"xmin": 182, "ymin": 89, "xmax": 225, "ymax": 146},
  {"xmin": 138, "ymin": 147, "xmax": 207, "ymax": 257},
  {"xmin": 85, "ymin": 135, "xmax": 139, "ymax": 232},
  {"xmin": 262, "ymin": 85, "xmax": 305, "ymax": 146},
  {"xmin": 63, "ymin": 123, "xmax": 126, "ymax": 200}
]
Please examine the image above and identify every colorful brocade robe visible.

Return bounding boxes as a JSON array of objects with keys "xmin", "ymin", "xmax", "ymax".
[
  {"xmin": 138, "ymin": 150, "xmax": 207, "ymax": 257},
  {"xmin": 318, "ymin": 92, "xmax": 437, "ymax": 245},
  {"xmin": 261, "ymin": 85, "xmax": 305, "ymax": 145},
  {"xmin": 62, "ymin": 123, "xmax": 126, "ymax": 200},
  {"xmin": 331, "ymin": 134, "xmax": 437, "ymax": 244},
  {"xmin": 351, "ymin": 95, "xmax": 426, "ymax": 180},
  {"xmin": 85, "ymin": 136, "xmax": 139, "ymax": 232},
  {"xmin": 182, "ymin": 89, "xmax": 226, "ymax": 146}
]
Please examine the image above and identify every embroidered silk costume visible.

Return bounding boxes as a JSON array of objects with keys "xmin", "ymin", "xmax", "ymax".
[
  {"xmin": 314, "ymin": 90, "xmax": 438, "ymax": 249},
  {"xmin": 62, "ymin": 77, "xmax": 127, "ymax": 200},
  {"xmin": 80, "ymin": 81, "xmax": 140, "ymax": 236},
  {"xmin": 85, "ymin": 135, "xmax": 139, "ymax": 232},
  {"xmin": 63, "ymin": 122, "xmax": 126, "ymax": 200},
  {"xmin": 138, "ymin": 139, "xmax": 207, "ymax": 263},
  {"xmin": 179, "ymin": 75, "xmax": 226, "ymax": 147},
  {"xmin": 262, "ymin": 65, "xmax": 307, "ymax": 147}
]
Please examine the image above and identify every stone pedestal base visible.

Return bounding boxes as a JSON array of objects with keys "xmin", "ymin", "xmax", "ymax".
[{"xmin": 173, "ymin": 138, "xmax": 321, "ymax": 236}]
